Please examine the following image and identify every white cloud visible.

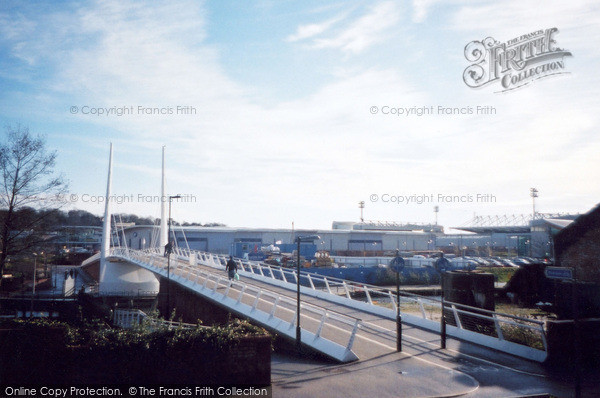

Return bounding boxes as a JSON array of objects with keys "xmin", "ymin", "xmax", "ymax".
[
  {"xmin": 412, "ymin": 0, "xmax": 438, "ymax": 23},
  {"xmin": 289, "ymin": 1, "xmax": 401, "ymax": 55},
  {"xmin": 451, "ymin": 0, "xmax": 600, "ymax": 54},
  {"xmin": 286, "ymin": 13, "xmax": 348, "ymax": 42},
  {"xmin": 1, "ymin": 0, "xmax": 599, "ymax": 228}
]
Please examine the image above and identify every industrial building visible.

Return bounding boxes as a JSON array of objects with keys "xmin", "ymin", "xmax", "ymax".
[
  {"xmin": 442, "ymin": 213, "xmax": 579, "ymax": 258},
  {"xmin": 121, "ymin": 223, "xmax": 436, "ymax": 258},
  {"xmin": 117, "ymin": 213, "xmax": 579, "ymax": 260}
]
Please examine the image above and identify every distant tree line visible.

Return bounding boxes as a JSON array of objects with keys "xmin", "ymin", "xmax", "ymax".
[{"xmin": 0, "ymin": 207, "xmax": 225, "ymax": 229}]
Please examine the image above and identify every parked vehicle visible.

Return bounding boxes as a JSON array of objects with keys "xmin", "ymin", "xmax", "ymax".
[
  {"xmin": 486, "ymin": 258, "xmax": 504, "ymax": 267},
  {"xmin": 511, "ymin": 258, "xmax": 530, "ymax": 266},
  {"xmin": 501, "ymin": 259, "xmax": 520, "ymax": 268}
]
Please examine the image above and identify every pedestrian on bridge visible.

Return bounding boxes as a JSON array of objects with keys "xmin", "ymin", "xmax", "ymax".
[
  {"xmin": 226, "ymin": 256, "xmax": 238, "ymax": 281},
  {"xmin": 164, "ymin": 241, "xmax": 173, "ymax": 257}
]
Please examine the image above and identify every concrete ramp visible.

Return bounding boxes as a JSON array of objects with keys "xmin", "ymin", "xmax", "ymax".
[{"xmin": 111, "ymin": 248, "xmax": 360, "ymax": 363}]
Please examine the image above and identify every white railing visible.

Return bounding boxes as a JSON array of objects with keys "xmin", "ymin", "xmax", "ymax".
[
  {"xmin": 110, "ymin": 248, "xmax": 361, "ymax": 363},
  {"xmin": 113, "ymin": 308, "xmax": 146, "ymax": 329},
  {"xmin": 144, "ymin": 247, "xmax": 549, "ymax": 362},
  {"xmin": 113, "ymin": 308, "xmax": 198, "ymax": 330}
]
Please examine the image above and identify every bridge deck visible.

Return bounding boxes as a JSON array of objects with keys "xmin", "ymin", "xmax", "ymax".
[
  {"xmin": 110, "ymin": 249, "xmax": 547, "ymax": 375},
  {"xmin": 185, "ymin": 259, "xmax": 549, "ymax": 373},
  {"xmin": 92, "ymin": 249, "xmax": 593, "ymax": 396}
]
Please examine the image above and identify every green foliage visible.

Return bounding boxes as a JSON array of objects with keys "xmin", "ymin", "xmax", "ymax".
[
  {"xmin": 90, "ymin": 318, "xmax": 267, "ymax": 355},
  {"xmin": 1, "ymin": 317, "xmax": 270, "ymax": 385},
  {"xmin": 501, "ymin": 324, "xmax": 544, "ymax": 350},
  {"xmin": 4, "ymin": 317, "xmax": 267, "ymax": 351},
  {"xmin": 8, "ymin": 317, "xmax": 84, "ymax": 345}
]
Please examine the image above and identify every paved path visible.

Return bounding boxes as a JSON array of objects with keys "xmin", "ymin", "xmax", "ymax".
[{"xmin": 165, "ymin": 256, "xmax": 599, "ymax": 397}]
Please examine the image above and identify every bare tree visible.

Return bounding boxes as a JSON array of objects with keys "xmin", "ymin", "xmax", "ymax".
[{"xmin": 0, "ymin": 125, "xmax": 67, "ymax": 284}]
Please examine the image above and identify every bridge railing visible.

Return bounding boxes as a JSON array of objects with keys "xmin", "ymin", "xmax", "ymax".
[
  {"xmin": 112, "ymin": 248, "xmax": 361, "ymax": 362},
  {"xmin": 153, "ymin": 247, "xmax": 548, "ymax": 360},
  {"xmin": 439, "ymin": 300, "xmax": 547, "ymax": 352}
]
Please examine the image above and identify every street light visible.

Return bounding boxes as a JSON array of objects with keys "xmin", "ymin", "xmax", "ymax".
[
  {"xmin": 295, "ymin": 234, "xmax": 320, "ymax": 347},
  {"xmin": 530, "ymin": 187, "xmax": 538, "ymax": 219},
  {"xmin": 166, "ymin": 194, "xmax": 182, "ymax": 317},
  {"xmin": 390, "ymin": 250, "xmax": 404, "ymax": 351},
  {"xmin": 31, "ymin": 253, "xmax": 38, "ymax": 316},
  {"xmin": 358, "ymin": 201, "xmax": 365, "ymax": 223}
]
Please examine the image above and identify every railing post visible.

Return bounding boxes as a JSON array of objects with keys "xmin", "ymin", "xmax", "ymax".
[
  {"xmin": 224, "ymin": 280, "xmax": 232, "ymax": 297},
  {"xmin": 237, "ymin": 285, "xmax": 246, "ymax": 303},
  {"xmin": 346, "ymin": 319, "xmax": 361, "ymax": 352},
  {"xmin": 269, "ymin": 297, "xmax": 280, "ymax": 319},
  {"xmin": 290, "ymin": 305, "xmax": 298, "ymax": 329},
  {"xmin": 324, "ymin": 278, "xmax": 332, "ymax": 295},
  {"xmin": 389, "ymin": 291, "xmax": 397, "ymax": 313},
  {"xmin": 364, "ymin": 286, "xmax": 373, "ymax": 305},
  {"xmin": 280, "ymin": 268, "xmax": 288, "ymax": 283},
  {"xmin": 307, "ymin": 274, "xmax": 315, "ymax": 290},
  {"xmin": 539, "ymin": 324, "xmax": 548, "ymax": 352},
  {"xmin": 493, "ymin": 314, "xmax": 504, "ymax": 340},
  {"xmin": 343, "ymin": 282, "xmax": 351, "ymax": 300},
  {"xmin": 315, "ymin": 311, "xmax": 328, "ymax": 338},
  {"xmin": 417, "ymin": 298, "xmax": 426, "ymax": 318},
  {"xmin": 212, "ymin": 277, "xmax": 221, "ymax": 293},
  {"xmin": 452, "ymin": 305, "xmax": 463, "ymax": 329},
  {"xmin": 252, "ymin": 291, "xmax": 262, "ymax": 311}
]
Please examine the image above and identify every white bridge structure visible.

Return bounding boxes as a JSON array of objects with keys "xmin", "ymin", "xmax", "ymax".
[
  {"xmin": 84, "ymin": 243, "xmax": 549, "ymax": 363},
  {"xmin": 88, "ymin": 144, "xmax": 549, "ymax": 363}
]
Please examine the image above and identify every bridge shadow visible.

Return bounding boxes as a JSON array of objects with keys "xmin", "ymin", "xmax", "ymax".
[{"xmin": 272, "ymin": 351, "xmax": 478, "ymax": 395}]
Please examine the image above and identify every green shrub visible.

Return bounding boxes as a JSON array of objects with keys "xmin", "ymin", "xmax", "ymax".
[{"xmin": 1, "ymin": 317, "xmax": 270, "ymax": 385}]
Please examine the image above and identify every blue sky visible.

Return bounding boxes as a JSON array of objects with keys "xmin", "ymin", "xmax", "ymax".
[{"xmin": 1, "ymin": 0, "xmax": 599, "ymax": 230}]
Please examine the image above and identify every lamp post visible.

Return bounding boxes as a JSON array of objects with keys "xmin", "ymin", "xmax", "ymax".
[
  {"xmin": 391, "ymin": 250, "xmax": 404, "ymax": 351},
  {"xmin": 358, "ymin": 201, "xmax": 365, "ymax": 223},
  {"xmin": 295, "ymin": 234, "xmax": 320, "ymax": 347},
  {"xmin": 441, "ymin": 272, "xmax": 447, "ymax": 349},
  {"xmin": 530, "ymin": 187, "xmax": 538, "ymax": 220},
  {"xmin": 166, "ymin": 194, "xmax": 182, "ymax": 317},
  {"xmin": 31, "ymin": 253, "xmax": 38, "ymax": 316}
]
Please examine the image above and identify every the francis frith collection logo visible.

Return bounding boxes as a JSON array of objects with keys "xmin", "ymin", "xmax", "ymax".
[{"xmin": 463, "ymin": 28, "xmax": 572, "ymax": 92}]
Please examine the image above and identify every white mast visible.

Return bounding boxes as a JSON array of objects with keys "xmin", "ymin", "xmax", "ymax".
[
  {"xmin": 99, "ymin": 143, "xmax": 113, "ymax": 282},
  {"xmin": 160, "ymin": 145, "xmax": 168, "ymax": 251}
]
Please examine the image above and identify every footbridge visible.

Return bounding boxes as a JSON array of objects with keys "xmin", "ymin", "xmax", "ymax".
[{"xmin": 96, "ymin": 247, "xmax": 549, "ymax": 364}]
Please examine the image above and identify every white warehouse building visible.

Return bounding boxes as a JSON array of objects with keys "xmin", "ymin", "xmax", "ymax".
[{"xmin": 121, "ymin": 224, "xmax": 436, "ymax": 256}]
